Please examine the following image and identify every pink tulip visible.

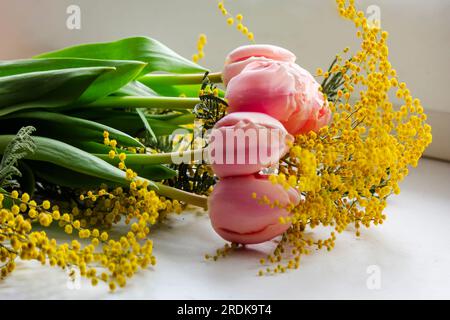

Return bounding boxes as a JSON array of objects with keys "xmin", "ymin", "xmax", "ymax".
[
  {"xmin": 225, "ymin": 60, "xmax": 331, "ymax": 135},
  {"xmin": 208, "ymin": 174, "xmax": 300, "ymax": 244},
  {"xmin": 283, "ymin": 95, "xmax": 331, "ymax": 134},
  {"xmin": 208, "ymin": 112, "xmax": 293, "ymax": 178},
  {"xmin": 222, "ymin": 44, "xmax": 296, "ymax": 86}
]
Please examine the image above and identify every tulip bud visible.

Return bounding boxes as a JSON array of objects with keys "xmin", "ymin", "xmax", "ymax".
[
  {"xmin": 208, "ymin": 112, "xmax": 293, "ymax": 178},
  {"xmin": 208, "ymin": 174, "xmax": 300, "ymax": 244},
  {"xmin": 222, "ymin": 44, "xmax": 296, "ymax": 86},
  {"xmin": 226, "ymin": 59, "xmax": 331, "ymax": 135}
]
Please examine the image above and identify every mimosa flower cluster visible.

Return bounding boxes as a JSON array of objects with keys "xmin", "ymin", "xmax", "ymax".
[
  {"xmin": 192, "ymin": 34, "xmax": 207, "ymax": 63},
  {"xmin": 0, "ymin": 135, "xmax": 182, "ymax": 290},
  {"xmin": 218, "ymin": 1, "xmax": 254, "ymax": 41},
  {"xmin": 256, "ymin": 0, "xmax": 432, "ymax": 274}
]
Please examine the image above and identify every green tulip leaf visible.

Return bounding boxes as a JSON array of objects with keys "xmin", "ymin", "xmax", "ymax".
[
  {"xmin": 1, "ymin": 110, "xmax": 144, "ymax": 148},
  {"xmin": 35, "ymin": 37, "xmax": 207, "ymax": 75},
  {"xmin": 0, "ymin": 58, "xmax": 146, "ymax": 103},
  {"xmin": 0, "ymin": 135, "xmax": 155, "ymax": 187},
  {"xmin": 0, "ymin": 66, "xmax": 114, "ymax": 116}
]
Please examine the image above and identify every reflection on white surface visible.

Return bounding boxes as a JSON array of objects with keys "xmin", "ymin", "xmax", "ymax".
[{"xmin": 0, "ymin": 158, "xmax": 449, "ymax": 299}]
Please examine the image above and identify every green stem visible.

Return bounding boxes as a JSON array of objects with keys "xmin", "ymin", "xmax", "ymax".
[
  {"xmin": 88, "ymin": 96, "xmax": 201, "ymax": 110},
  {"xmin": 155, "ymin": 182, "xmax": 208, "ymax": 209},
  {"xmin": 139, "ymin": 72, "xmax": 222, "ymax": 86},
  {"xmin": 94, "ymin": 149, "xmax": 209, "ymax": 208},
  {"xmin": 94, "ymin": 149, "xmax": 205, "ymax": 165}
]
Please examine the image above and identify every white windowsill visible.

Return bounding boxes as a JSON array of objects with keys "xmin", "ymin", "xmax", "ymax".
[{"xmin": 0, "ymin": 158, "xmax": 449, "ymax": 299}]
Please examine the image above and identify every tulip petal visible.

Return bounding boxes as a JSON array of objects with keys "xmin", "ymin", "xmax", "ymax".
[
  {"xmin": 226, "ymin": 61, "xmax": 299, "ymax": 121},
  {"xmin": 223, "ymin": 44, "xmax": 296, "ymax": 86},
  {"xmin": 208, "ymin": 112, "xmax": 292, "ymax": 178},
  {"xmin": 225, "ymin": 58, "xmax": 332, "ymax": 135},
  {"xmin": 208, "ymin": 174, "xmax": 299, "ymax": 244},
  {"xmin": 225, "ymin": 44, "xmax": 296, "ymax": 65}
]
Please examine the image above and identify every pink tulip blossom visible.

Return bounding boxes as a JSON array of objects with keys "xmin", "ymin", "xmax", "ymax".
[
  {"xmin": 208, "ymin": 174, "xmax": 300, "ymax": 244},
  {"xmin": 222, "ymin": 44, "xmax": 296, "ymax": 86},
  {"xmin": 225, "ymin": 59, "xmax": 331, "ymax": 135},
  {"xmin": 208, "ymin": 112, "xmax": 293, "ymax": 178}
]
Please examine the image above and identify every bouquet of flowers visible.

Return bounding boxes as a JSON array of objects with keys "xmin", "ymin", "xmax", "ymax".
[{"xmin": 0, "ymin": 0, "xmax": 431, "ymax": 290}]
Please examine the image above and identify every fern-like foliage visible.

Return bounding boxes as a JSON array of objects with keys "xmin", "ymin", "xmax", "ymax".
[
  {"xmin": 161, "ymin": 73, "xmax": 226, "ymax": 195},
  {"xmin": 321, "ymin": 56, "xmax": 351, "ymax": 103},
  {"xmin": 0, "ymin": 126, "xmax": 36, "ymax": 189},
  {"xmin": 193, "ymin": 72, "xmax": 228, "ymax": 131}
]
